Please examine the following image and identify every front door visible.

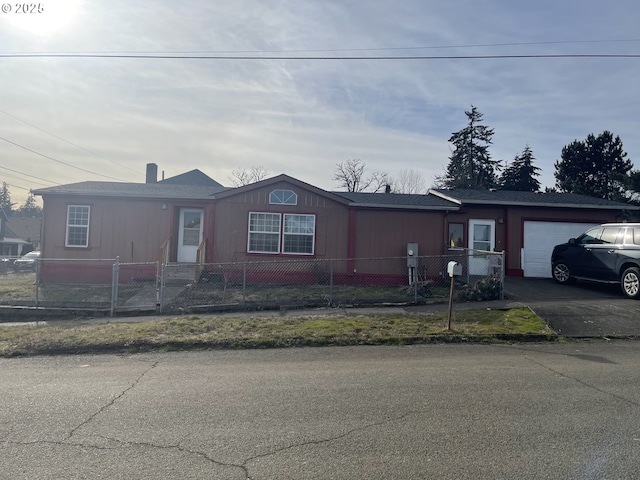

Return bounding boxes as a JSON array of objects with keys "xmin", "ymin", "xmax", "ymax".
[
  {"xmin": 468, "ymin": 219, "xmax": 495, "ymax": 275},
  {"xmin": 177, "ymin": 209, "xmax": 204, "ymax": 263}
]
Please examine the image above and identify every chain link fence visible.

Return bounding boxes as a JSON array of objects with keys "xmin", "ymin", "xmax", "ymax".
[
  {"xmin": 0, "ymin": 258, "xmax": 158, "ymax": 314},
  {"xmin": 0, "ymin": 250, "xmax": 504, "ymax": 315},
  {"xmin": 161, "ymin": 250, "xmax": 504, "ymax": 313}
]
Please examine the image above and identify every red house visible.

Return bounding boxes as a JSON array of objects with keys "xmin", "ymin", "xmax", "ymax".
[{"xmin": 33, "ymin": 164, "xmax": 638, "ymax": 280}]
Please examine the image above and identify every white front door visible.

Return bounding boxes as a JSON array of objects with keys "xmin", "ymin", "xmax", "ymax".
[
  {"xmin": 177, "ymin": 209, "xmax": 204, "ymax": 263},
  {"xmin": 468, "ymin": 219, "xmax": 495, "ymax": 275}
]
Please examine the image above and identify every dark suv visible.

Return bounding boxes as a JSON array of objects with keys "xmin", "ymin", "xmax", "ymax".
[{"xmin": 551, "ymin": 223, "xmax": 640, "ymax": 299}]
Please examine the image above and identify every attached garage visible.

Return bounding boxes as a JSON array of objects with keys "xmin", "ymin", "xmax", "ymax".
[{"xmin": 521, "ymin": 221, "xmax": 599, "ymax": 278}]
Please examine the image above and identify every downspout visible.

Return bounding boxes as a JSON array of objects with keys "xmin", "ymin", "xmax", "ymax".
[
  {"xmin": 443, "ymin": 210, "xmax": 449, "ymax": 254},
  {"xmin": 503, "ymin": 206, "xmax": 511, "ymax": 276},
  {"xmin": 207, "ymin": 202, "xmax": 216, "ymax": 263}
]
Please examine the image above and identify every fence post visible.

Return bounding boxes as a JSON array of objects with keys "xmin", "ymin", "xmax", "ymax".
[
  {"xmin": 159, "ymin": 264, "xmax": 166, "ymax": 313},
  {"xmin": 154, "ymin": 261, "xmax": 160, "ymax": 311},
  {"xmin": 111, "ymin": 256, "xmax": 120, "ymax": 316},
  {"xmin": 500, "ymin": 251, "xmax": 505, "ymax": 300},
  {"xmin": 35, "ymin": 257, "xmax": 40, "ymax": 306},
  {"xmin": 242, "ymin": 262, "xmax": 247, "ymax": 306},
  {"xmin": 329, "ymin": 259, "xmax": 334, "ymax": 307}
]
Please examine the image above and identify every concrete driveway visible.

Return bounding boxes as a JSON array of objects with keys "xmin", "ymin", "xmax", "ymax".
[{"xmin": 503, "ymin": 277, "xmax": 640, "ymax": 337}]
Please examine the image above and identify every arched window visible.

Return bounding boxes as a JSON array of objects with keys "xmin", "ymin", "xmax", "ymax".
[{"xmin": 269, "ymin": 189, "xmax": 297, "ymax": 205}]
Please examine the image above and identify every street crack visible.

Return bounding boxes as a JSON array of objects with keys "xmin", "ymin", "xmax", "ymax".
[{"xmin": 66, "ymin": 360, "xmax": 159, "ymax": 440}]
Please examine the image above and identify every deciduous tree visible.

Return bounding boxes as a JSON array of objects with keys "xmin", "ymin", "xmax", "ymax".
[
  {"xmin": 334, "ymin": 159, "xmax": 390, "ymax": 192},
  {"xmin": 229, "ymin": 165, "xmax": 271, "ymax": 187},
  {"xmin": 393, "ymin": 169, "xmax": 427, "ymax": 194}
]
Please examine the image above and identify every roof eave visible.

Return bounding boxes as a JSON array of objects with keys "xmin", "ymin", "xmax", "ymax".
[
  {"xmin": 426, "ymin": 189, "xmax": 462, "ymax": 205},
  {"xmin": 456, "ymin": 199, "xmax": 640, "ymax": 210},
  {"xmin": 347, "ymin": 202, "xmax": 459, "ymax": 211}
]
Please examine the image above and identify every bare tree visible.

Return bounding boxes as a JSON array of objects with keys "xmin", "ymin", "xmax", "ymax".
[
  {"xmin": 334, "ymin": 159, "xmax": 390, "ymax": 192},
  {"xmin": 230, "ymin": 165, "xmax": 271, "ymax": 187},
  {"xmin": 334, "ymin": 159, "xmax": 366, "ymax": 192},
  {"xmin": 393, "ymin": 169, "xmax": 427, "ymax": 194},
  {"xmin": 368, "ymin": 171, "xmax": 392, "ymax": 193}
]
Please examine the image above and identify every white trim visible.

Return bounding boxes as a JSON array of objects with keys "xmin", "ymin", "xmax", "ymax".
[
  {"xmin": 269, "ymin": 189, "xmax": 298, "ymax": 205},
  {"xmin": 247, "ymin": 212, "xmax": 282, "ymax": 254},
  {"xmin": 468, "ymin": 219, "xmax": 496, "ymax": 276},
  {"xmin": 282, "ymin": 214, "xmax": 316, "ymax": 255},
  {"xmin": 177, "ymin": 208, "xmax": 204, "ymax": 263},
  {"xmin": 247, "ymin": 212, "xmax": 316, "ymax": 255},
  {"xmin": 65, "ymin": 205, "xmax": 90, "ymax": 248}
]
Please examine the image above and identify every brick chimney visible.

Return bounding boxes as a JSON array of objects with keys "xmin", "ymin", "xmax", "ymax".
[{"xmin": 146, "ymin": 163, "xmax": 158, "ymax": 184}]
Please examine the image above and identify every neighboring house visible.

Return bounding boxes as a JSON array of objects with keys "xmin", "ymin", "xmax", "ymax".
[
  {"xmin": 33, "ymin": 164, "xmax": 639, "ymax": 280},
  {"xmin": 0, "ymin": 210, "xmax": 41, "ymax": 258}
]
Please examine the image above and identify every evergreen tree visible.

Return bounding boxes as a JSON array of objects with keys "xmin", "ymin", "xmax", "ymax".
[
  {"xmin": 499, "ymin": 145, "xmax": 541, "ymax": 192},
  {"xmin": 15, "ymin": 192, "xmax": 42, "ymax": 218},
  {"xmin": 0, "ymin": 182, "xmax": 12, "ymax": 214},
  {"xmin": 436, "ymin": 106, "xmax": 499, "ymax": 189},
  {"xmin": 554, "ymin": 131, "xmax": 632, "ymax": 202}
]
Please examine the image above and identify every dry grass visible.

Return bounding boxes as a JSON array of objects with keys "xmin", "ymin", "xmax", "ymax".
[{"xmin": 0, "ymin": 307, "xmax": 554, "ymax": 357}]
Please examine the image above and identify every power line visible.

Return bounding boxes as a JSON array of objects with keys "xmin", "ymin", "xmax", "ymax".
[
  {"xmin": 0, "ymin": 110, "xmax": 140, "ymax": 174},
  {"xmin": 1, "ymin": 53, "xmax": 639, "ymax": 60},
  {"xmin": 0, "ymin": 135, "xmax": 127, "ymax": 181},
  {"xmin": 5, "ymin": 38, "xmax": 640, "ymax": 55},
  {"xmin": 4, "ymin": 182, "xmax": 31, "ymax": 192},
  {"xmin": 0, "ymin": 165, "xmax": 58, "ymax": 186}
]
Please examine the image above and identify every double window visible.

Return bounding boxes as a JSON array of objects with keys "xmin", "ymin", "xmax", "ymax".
[
  {"xmin": 248, "ymin": 212, "xmax": 315, "ymax": 255},
  {"xmin": 66, "ymin": 205, "xmax": 90, "ymax": 247}
]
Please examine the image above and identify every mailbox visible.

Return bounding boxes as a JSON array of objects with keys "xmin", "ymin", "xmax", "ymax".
[{"xmin": 447, "ymin": 261, "xmax": 462, "ymax": 277}]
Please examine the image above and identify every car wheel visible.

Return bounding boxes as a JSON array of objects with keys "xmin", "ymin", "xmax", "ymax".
[
  {"xmin": 552, "ymin": 262, "xmax": 574, "ymax": 284},
  {"xmin": 621, "ymin": 267, "xmax": 640, "ymax": 299}
]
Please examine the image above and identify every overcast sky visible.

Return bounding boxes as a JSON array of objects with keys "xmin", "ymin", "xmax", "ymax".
[{"xmin": 2, "ymin": 0, "xmax": 640, "ymax": 205}]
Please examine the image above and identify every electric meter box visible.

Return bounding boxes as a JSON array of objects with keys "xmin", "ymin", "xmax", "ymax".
[
  {"xmin": 447, "ymin": 261, "xmax": 462, "ymax": 277},
  {"xmin": 407, "ymin": 243, "xmax": 418, "ymax": 268}
]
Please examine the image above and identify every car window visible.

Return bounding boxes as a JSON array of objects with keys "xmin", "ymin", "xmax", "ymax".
[
  {"xmin": 633, "ymin": 228, "xmax": 640, "ymax": 245},
  {"xmin": 577, "ymin": 227, "xmax": 602, "ymax": 245},
  {"xmin": 600, "ymin": 227, "xmax": 622, "ymax": 245}
]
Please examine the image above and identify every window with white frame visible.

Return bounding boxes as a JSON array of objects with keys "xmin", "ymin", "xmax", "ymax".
[
  {"xmin": 283, "ymin": 214, "xmax": 315, "ymax": 254},
  {"xmin": 248, "ymin": 212, "xmax": 281, "ymax": 253},
  {"xmin": 66, "ymin": 205, "xmax": 90, "ymax": 247},
  {"xmin": 247, "ymin": 212, "xmax": 316, "ymax": 255},
  {"xmin": 269, "ymin": 189, "xmax": 297, "ymax": 205}
]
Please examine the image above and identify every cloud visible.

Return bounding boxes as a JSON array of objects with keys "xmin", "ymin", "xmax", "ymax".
[{"xmin": 1, "ymin": 0, "xmax": 640, "ymax": 205}]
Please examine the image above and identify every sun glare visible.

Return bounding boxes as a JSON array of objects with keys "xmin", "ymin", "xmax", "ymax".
[{"xmin": 5, "ymin": 0, "xmax": 80, "ymax": 35}]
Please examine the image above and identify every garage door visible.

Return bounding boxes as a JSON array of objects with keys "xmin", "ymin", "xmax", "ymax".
[{"xmin": 522, "ymin": 221, "xmax": 599, "ymax": 278}]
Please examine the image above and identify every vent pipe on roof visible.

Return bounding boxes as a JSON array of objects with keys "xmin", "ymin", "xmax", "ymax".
[{"xmin": 146, "ymin": 163, "xmax": 158, "ymax": 184}]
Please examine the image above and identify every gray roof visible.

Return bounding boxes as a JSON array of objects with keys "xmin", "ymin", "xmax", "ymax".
[
  {"xmin": 159, "ymin": 169, "xmax": 224, "ymax": 187},
  {"xmin": 333, "ymin": 191, "xmax": 458, "ymax": 210},
  {"xmin": 5, "ymin": 217, "xmax": 41, "ymax": 242},
  {"xmin": 33, "ymin": 181, "xmax": 228, "ymax": 200},
  {"xmin": 429, "ymin": 189, "xmax": 640, "ymax": 210}
]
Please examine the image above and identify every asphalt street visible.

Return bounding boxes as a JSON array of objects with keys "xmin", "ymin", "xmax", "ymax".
[{"xmin": 3, "ymin": 343, "xmax": 640, "ymax": 479}]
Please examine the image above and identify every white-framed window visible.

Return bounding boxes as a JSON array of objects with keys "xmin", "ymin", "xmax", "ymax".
[
  {"xmin": 66, "ymin": 205, "xmax": 90, "ymax": 247},
  {"xmin": 248, "ymin": 212, "xmax": 281, "ymax": 253},
  {"xmin": 269, "ymin": 189, "xmax": 297, "ymax": 205},
  {"xmin": 247, "ymin": 212, "xmax": 316, "ymax": 255},
  {"xmin": 283, "ymin": 214, "xmax": 315, "ymax": 254}
]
